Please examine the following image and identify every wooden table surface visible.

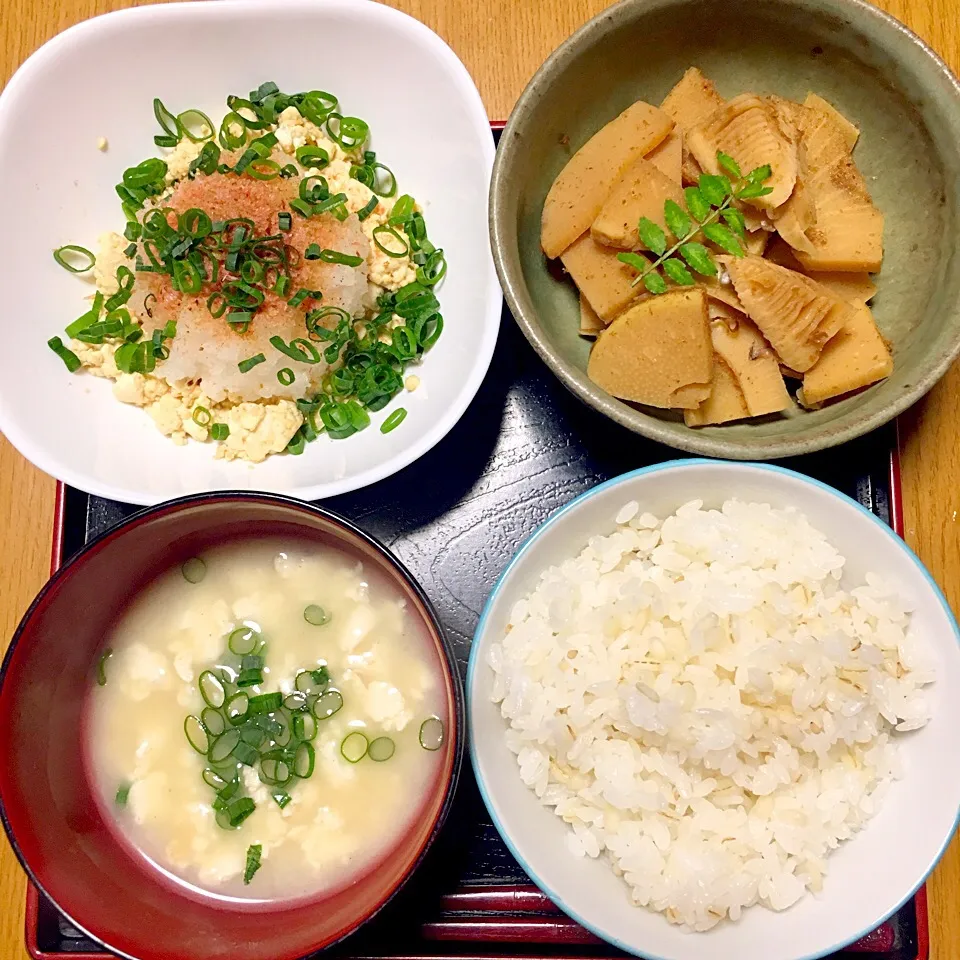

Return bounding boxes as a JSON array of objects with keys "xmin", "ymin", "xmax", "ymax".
[{"xmin": 1, "ymin": 0, "xmax": 959, "ymax": 956}]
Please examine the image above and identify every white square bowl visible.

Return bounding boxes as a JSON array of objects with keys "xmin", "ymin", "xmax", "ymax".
[
  {"xmin": 0, "ymin": 0, "xmax": 499, "ymax": 504},
  {"xmin": 468, "ymin": 459, "xmax": 960, "ymax": 960}
]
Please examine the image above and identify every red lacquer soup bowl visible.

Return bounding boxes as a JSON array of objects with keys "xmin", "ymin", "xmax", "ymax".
[{"xmin": 0, "ymin": 493, "xmax": 464, "ymax": 960}]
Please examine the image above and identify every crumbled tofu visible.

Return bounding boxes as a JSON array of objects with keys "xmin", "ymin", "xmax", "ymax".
[
  {"xmin": 405, "ymin": 375, "xmax": 420, "ymax": 392},
  {"xmin": 275, "ymin": 106, "xmax": 342, "ymax": 158},
  {"xmin": 93, "ymin": 232, "xmax": 130, "ymax": 294},
  {"xmin": 364, "ymin": 680, "xmax": 412, "ymax": 731},
  {"xmin": 164, "ymin": 137, "xmax": 206, "ymax": 184},
  {"xmin": 214, "ymin": 400, "xmax": 302, "ymax": 463},
  {"xmin": 97, "ymin": 137, "xmax": 109, "ymax": 152}
]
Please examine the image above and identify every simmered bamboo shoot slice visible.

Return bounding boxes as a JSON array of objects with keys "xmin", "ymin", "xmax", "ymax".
[
  {"xmin": 579, "ymin": 296, "xmax": 605, "ymax": 337},
  {"xmin": 647, "ymin": 130, "xmax": 683, "ymax": 183},
  {"xmin": 765, "ymin": 237, "xmax": 877, "ymax": 303},
  {"xmin": 561, "ymin": 234, "xmax": 646, "ymax": 322},
  {"xmin": 587, "ymin": 289, "xmax": 712, "ymax": 408},
  {"xmin": 710, "ymin": 318, "xmax": 792, "ymax": 416},
  {"xmin": 541, "ymin": 101, "xmax": 674, "ymax": 259},
  {"xmin": 661, "ymin": 67, "xmax": 725, "ymax": 132},
  {"xmin": 687, "ymin": 94, "xmax": 799, "ymax": 210},
  {"xmin": 726, "ymin": 255, "xmax": 852, "ymax": 372},
  {"xmin": 803, "ymin": 93, "xmax": 859, "ymax": 151},
  {"xmin": 685, "ymin": 357, "xmax": 750, "ymax": 426},
  {"xmin": 591, "ymin": 156, "xmax": 686, "ymax": 249},
  {"xmin": 800, "ymin": 303, "xmax": 892, "ymax": 405}
]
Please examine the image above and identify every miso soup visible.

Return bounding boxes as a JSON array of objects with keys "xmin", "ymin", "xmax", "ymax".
[{"xmin": 86, "ymin": 539, "xmax": 449, "ymax": 901}]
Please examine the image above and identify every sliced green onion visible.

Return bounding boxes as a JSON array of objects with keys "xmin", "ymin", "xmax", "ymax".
[
  {"xmin": 368, "ymin": 736, "xmax": 396, "ymax": 762},
  {"xmin": 272, "ymin": 791, "xmax": 291, "ymax": 809},
  {"xmin": 273, "ymin": 274, "xmax": 290, "ymax": 296},
  {"xmin": 243, "ymin": 844, "xmax": 262, "ymax": 884},
  {"xmin": 210, "ymin": 423, "xmax": 230, "ymax": 441},
  {"xmin": 199, "ymin": 670, "xmax": 225, "ymax": 708},
  {"xmin": 105, "ymin": 266, "xmax": 136, "ymax": 311},
  {"xmin": 293, "ymin": 741, "xmax": 316, "ymax": 778},
  {"xmin": 225, "ymin": 692, "xmax": 250, "ymax": 724},
  {"xmin": 278, "ymin": 212, "xmax": 292, "ymax": 232},
  {"xmin": 357, "ymin": 195, "xmax": 379, "ymax": 221},
  {"xmin": 192, "ymin": 406, "xmax": 212, "ymax": 427},
  {"xmin": 115, "ymin": 783, "xmax": 131, "ymax": 806},
  {"xmin": 238, "ymin": 354, "xmax": 266, "ymax": 373},
  {"xmin": 284, "ymin": 692, "xmax": 309, "ymax": 712},
  {"xmin": 372, "ymin": 224, "xmax": 409, "ymax": 258},
  {"xmin": 280, "ymin": 163, "xmax": 298, "ymax": 178},
  {"xmin": 295, "ymin": 145, "xmax": 330, "ymax": 169},
  {"xmin": 153, "ymin": 98, "xmax": 182, "ymax": 140},
  {"xmin": 212, "ymin": 778, "xmax": 240, "ymax": 808},
  {"xmin": 202, "ymin": 767, "xmax": 232, "ymax": 791},
  {"xmin": 313, "ymin": 688, "xmax": 344, "ymax": 720},
  {"xmin": 312, "ymin": 193, "xmax": 348, "ymax": 216},
  {"xmin": 417, "ymin": 249, "xmax": 447, "ymax": 286},
  {"xmin": 233, "ymin": 741, "xmax": 259, "ymax": 766},
  {"xmin": 287, "ymin": 288, "xmax": 313, "ymax": 308},
  {"xmin": 289, "ymin": 198, "xmax": 315, "ymax": 218},
  {"xmin": 53, "ymin": 245, "xmax": 96, "ymax": 273},
  {"xmin": 269, "ymin": 335, "xmax": 321, "ymax": 364},
  {"xmin": 208, "ymin": 728, "xmax": 241, "ymax": 763},
  {"xmin": 370, "ymin": 162, "xmax": 398, "ymax": 197},
  {"xmin": 419, "ymin": 716, "xmax": 444, "ymax": 751},
  {"xmin": 217, "ymin": 796, "xmax": 255, "ymax": 829},
  {"xmin": 299, "ymin": 175, "xmax": 329, "ymax": 204},
  {"xmin": 219, "ymin": 111, "xmax": 247, "ymax": 150},
  {"xmin": 389, "ymin": 194, "xmax": 416, "ymax": 224},
  {"xmin": 325, "ymin": 113, "xmax": 369, "ymax": 150},
  {"xmin": 239, "ymin": 723, "xmax": 266, "ymax": 748},
  {"xmin": 259, "ymin": 755, "xmax": 291, "ymax": 786},
  {"xmin": 380, "ymin": 408, "xmax": 407, "ymax": 434},
  {"xmin": 180, "ymin": 208, "xmax": 212, "ymax": 238},
  {"xmin": 177, "ymin": 109, "xmax": 215, "ymax": 142},
  {"xmin": 228, "ymin": 626, "xmax": 261, "ymax": 656},
  {"xmin": 96, "ymin": 647, "xmax": 113, "ymax": 686},
  {"xmin": 181, "ymin": 557, "xmax": 206, "ymax": 583},
  {"xmin": 314, "ymin": 248, "xmax": 363, "ymax": 267},
  {"xmin": 295, "ymin": 667, "xmax": 329, "ymax": 697},
  {"xmin": 184, "ymin": 715, "xmax": 209, "ymax": 754},
  {"xmin": 248, "ymin": 692, "xmax": 282, "ymax": 715},
  {"xmin": 237, "ymin": 653, "xmax": 264, "ymax": 688},
  {"xmin": 123, "ymin": 158, "xmax": 167, "ymax": 188},
  {"xmin": 340, "ymin": 731, "xmax": 369, "ymax": 763},
  {"xmin": 201, "ymin": 706, "xmax": 225, "ymax": 737},
  {"xmin": 277, "ymin": 367, "xmax": 295, "ymax": 386},
  {"xmin": 292, "ymin": 712, "xmax": 318, "ymax": 741},
  {"xmin": 303, "ymin": 604, "xmax": 330, "ymax": 626}
]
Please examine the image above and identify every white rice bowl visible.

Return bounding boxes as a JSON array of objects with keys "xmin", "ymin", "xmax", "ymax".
[{"xmin": 468, "ymin": 461, "xmax": 960, "ymax": 960}]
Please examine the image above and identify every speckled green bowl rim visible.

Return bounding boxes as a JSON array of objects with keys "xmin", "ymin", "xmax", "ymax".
[{"xmin": 489, "ymin": 0, "xmax": 960, "ymax": 459}]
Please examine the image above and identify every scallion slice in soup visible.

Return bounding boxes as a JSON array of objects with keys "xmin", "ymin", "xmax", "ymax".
[
  {"xmin": 211, "ymin": 779, "xmax": 240, "ymax": 809},
  {"xmin": 259, "ymin": 753, "xmax": 292, "ymax": 786},
  {"xmin": 247, "ymin": 692, "xmax": 282, "ymax": 715},
  {"xmin": 303, "ymin": 604, "xmax": 330, "ymax": 626},
  {"xmin": 340, "ymin": 731, "xmax": 368, "ymax": 763},
  {"xmin": 294, "ymin": 668, "xmax": 329, "ymax": 698},
  {"xmin": 283, "ymin": 692, "xmax": 308, "ymax": 712},
  {"xmin": 208, "ymin": 728, "xmax": 241, "ymax": 763},
  {"xmin": 293, "ymin": 741, "xmax": 316, "ymax": 778},
  {"xmin": 216, "ymin": 796, "xmax": 255, "ymax": 829},
  {"xmin": 115, "ymin": 782, "xmax": 131, "ymax": 806},
  {"xmin": 312, "ymin": 689, "xmax": 343, "ymax": 720},
  {"xmin": 225, "ymin": 693, "xmax": 249, "ymax": 725},
  {"xmin": 184, "ymin": 716, "xmax": 210, "ymax": 755},
  {"xmin": 233, "ymin": 741, "xmax": 259, "ymax": 766},
  {"xmin": 228, "ymin": 626, "xmax": 261, "ymax": 656},
  {"xmin": 199, "ymin": 670, "xmax": 226, "ymax": 709},
  {"xmin": 419, "ymin": 716, "xmax": 444, "ymax": 751},
  {"xmin": 272, "ymin": 790, "xmax": 291, "ymax": 809},
  {"xmin": 292, "ymin": 712, "xmax": 317, "ymax": 741},
  {"xmin": 203, "ymin": 767, "xmax": 233, "ymax": 791},
  {"xmin": 237, "ymin": 654, "xmax": 264, "ymax": 688},
  {"xmin": 239, "ymin": 722, "xmax": 267, "ymax": 748},
  {"xmin": 368, "ymin": 736, "xmax": 396, "ymax": 762},
  {"xmin": 201, "ymin": 707, "xmax": 226, "ymax": 737},
  {"xmin": 181, "ymin": 558, "xmax": 206, "ymax": 584}
]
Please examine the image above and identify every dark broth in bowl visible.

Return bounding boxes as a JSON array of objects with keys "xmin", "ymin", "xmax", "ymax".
[{"xmin": 85, "ymin": 538, "xmax": 448, "ymax": 901}]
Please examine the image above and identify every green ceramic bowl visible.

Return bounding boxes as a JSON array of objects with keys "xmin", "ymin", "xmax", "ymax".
[{"xmin": 490, "ymin": 0, "xmax": 960, "ymax": 459}]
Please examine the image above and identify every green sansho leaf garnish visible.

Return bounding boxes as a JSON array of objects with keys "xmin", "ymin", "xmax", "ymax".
[{"xmin": 618, "ymin": 151, "xmax": 774, "ymax": 294}]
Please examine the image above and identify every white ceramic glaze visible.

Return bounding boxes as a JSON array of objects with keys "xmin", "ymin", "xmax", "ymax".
[
  {"xmin": 469, "ymin": 460, "xmax": 960, "ymax": 960},
  {"xmin": 0, "ymin": 0, "xmax": 499, "ymax": 504}
]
